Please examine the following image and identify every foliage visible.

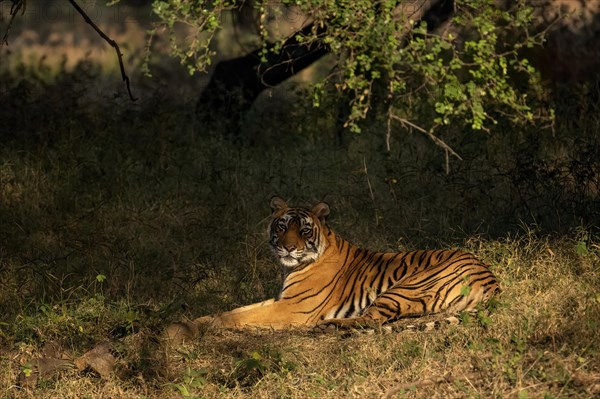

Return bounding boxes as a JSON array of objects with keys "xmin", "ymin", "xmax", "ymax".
[
  {"xmin": 169, "ymin": 367, "xmax": 208, "ymax": 398},
  {"xmin": 148, "ymin": 0, "xmax": 552, "ymax": 141},
  {"xmin": 232, "ymin": 349, "xmax": 297, "ymax": 385}
]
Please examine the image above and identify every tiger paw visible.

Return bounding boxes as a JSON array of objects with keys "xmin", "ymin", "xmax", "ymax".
[
  {"xmin": 194, "ymin": 315, "xmax": 215, "ymax": 325},
  {"xmin": 312, "ymin": 322, "xmax": 339, "ymax": 334},
  {"xmin": 164, "ymin": 320, "xmax": 200, "ymax": 345}
]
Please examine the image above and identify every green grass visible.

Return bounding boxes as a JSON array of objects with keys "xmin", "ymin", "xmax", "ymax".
[{"xmin": 1, "ymin": 15, "xmax": 599, "ymax": 397}]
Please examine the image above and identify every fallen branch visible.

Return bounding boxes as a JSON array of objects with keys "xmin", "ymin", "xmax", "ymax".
[
  {"xmin": 67, "ymin": 0, "xmax": 137, "ymax": 101},
  {"xmin": 383, "ymin": 371, "xmax": 483, "ymax": 398}
]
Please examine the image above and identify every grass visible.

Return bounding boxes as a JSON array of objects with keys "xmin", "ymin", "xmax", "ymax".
[
  {"xmin": 3, "ymin": 232, "xmax": 598, "ymax": 398},
  {"xmin": 1, "ymin": 6, "xmax": 599, "ymax": 397}
]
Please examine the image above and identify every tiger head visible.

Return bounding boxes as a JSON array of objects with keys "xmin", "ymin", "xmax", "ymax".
[{"xmin": 268, "ymin": 196, "xmax": 330, "ymax": 270}]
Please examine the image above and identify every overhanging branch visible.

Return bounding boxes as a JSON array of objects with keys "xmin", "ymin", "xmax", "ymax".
[
  {"xmin": 1, "ymin": 0, "xmax": 26, "ymax": 47},
  {"xmin": 67, "ymin": 0, "xmax": 137, "ymax": 101},
  {"xmin": 388, "ymin": 112, "xmax": 462, "ymax": 174}
]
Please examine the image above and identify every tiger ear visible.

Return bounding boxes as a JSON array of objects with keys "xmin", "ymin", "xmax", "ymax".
[
  {"xmin": 311, "ymin": 202, "xmax": 330, "ymax": 221},
  {"xmin": 270, "ymin": 196, "xmax": 288, "ymax": 213}
]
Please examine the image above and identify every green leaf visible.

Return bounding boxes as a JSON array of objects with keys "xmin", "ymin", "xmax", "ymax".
[
  {"xmin": 460, "ymin": 285, "xmax": 472, "ymax": 297},
  {"xmin": 518, "ymin": 390, "xmax": 530, "ymax": 399},
  {"xmin": 21, "ymin": 363, "xmax": 33, "ymax": 377},
  {"xmin": 478, "ymin": 313, "xmax": 492, "ymax": 327},
  {"xmin": 174, "ymin": 383, "xmax": 190, "ymax": 397},
  {"xmin": 576, "ymin": 240, "xmax": 588, "ymax": 256}
]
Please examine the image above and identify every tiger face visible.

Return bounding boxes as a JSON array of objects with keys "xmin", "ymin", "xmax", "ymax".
[{"xmin": 268, "ymin": 197, "xmax": 330, "ymax": 269}]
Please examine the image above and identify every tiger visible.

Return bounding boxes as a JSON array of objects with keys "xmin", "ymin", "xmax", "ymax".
[{"xmin": 186, "ymin": 196, "xmax": 499, "ymax": 333}]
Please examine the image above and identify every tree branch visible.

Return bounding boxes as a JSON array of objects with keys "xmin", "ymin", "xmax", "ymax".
[
  {"xmin": 389, "ymin": 113, "xmax": 462, "ymax": 162},
  {"xmin": 196, "ymin": 21, "xmax": 329, "ymax": 121},
  {"xmin": 67, "ymin": 0, "xmax": 137, "ymax": 101},
  {"xmin": 1, "ymin": 0, "xmax": 26, "ymax": 47}
]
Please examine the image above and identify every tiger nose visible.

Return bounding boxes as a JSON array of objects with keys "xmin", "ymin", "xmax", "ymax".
[{"xmin": 284, "ymin": 243, "xmax": 296, "ymax": 252}]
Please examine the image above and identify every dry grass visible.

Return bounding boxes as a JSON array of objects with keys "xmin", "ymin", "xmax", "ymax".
[
  {"xmin": 1, "ymin": 3, "xmax": 599, "ymax": 398},
  {"xmin": 6, "ymin": 243, "xmax": 598, "ymax": 399}
]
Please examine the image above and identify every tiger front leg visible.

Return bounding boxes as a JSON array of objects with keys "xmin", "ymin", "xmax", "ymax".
[
  {"xmin": 193, "ymin": 299, "xmax": 314, "ymax": 330},
  {"xmin": 163, "ymin": 314, "xmax": 227, "ymax": 344}
]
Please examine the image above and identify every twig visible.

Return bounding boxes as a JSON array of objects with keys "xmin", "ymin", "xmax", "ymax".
[
  {"xmin": 362, "ymin": 156, "xmax": 379, "ymax": 225},
  {"xmin": 386, "ymin": 105, "xmax": 392, "ymax": 151},
  {"xmin": 67, "ymin": 0, "xmax": 137, "ymax": 101},
  {"xmin": 362, "ymin": 156, "xmax": 375, "ymax": 203},
  {"xmin": 1, "ymin": 0, "xmax": 26, "ymax": 47},
  {"xmin": 388, "ymin": 113, "xmax": 462, "ymax": 174},
  {"xmin": 383, "ymin": 371, "xmax": 483, "ymax": 398}
]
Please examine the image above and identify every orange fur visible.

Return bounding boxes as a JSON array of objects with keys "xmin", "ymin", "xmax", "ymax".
[{"xmin": 195, "ymin": 198, "xmax": 498, "ymax": 330}]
